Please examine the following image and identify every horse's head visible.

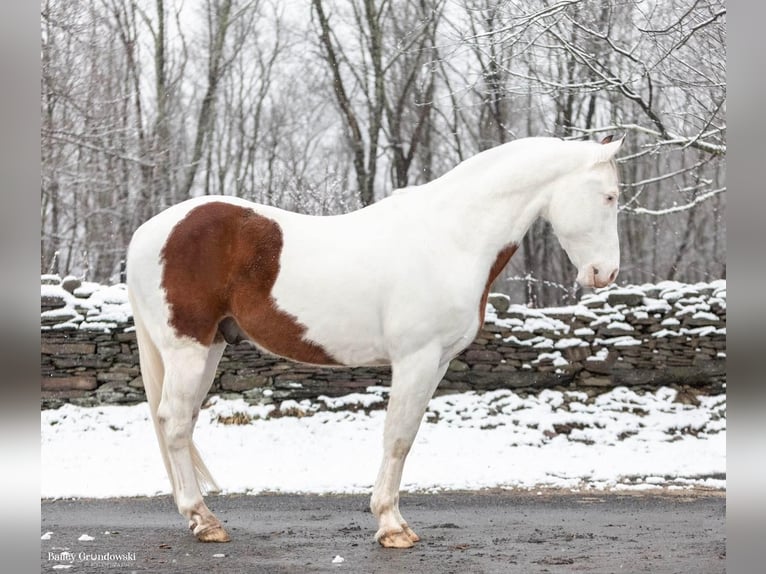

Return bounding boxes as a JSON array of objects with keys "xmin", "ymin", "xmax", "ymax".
[{"xmin": 543, "ymin": 136, "xmax": 624, "ymax": 289}]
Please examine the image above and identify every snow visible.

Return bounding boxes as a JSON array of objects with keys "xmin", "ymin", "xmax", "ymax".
[
  {"xmin": 642, "ymin": 298, "xmax": 672, "ymax": 314},
  {"xmin": 41, "ymin": 279, "xmax": 133, "ymax": 331},
  {"xmin": 652, "ymin": 329, "xmax": 680, "ymax": 339},
  {"xmin": 691, "ymin": 311, "xmax": 719, "ymax": 322},
  {"xmin": 590, "ymin": 311, "xmax": 626, "ymax": 328},
  {"xmin": 41, "ymin": 386, "xmax": 725, "ymax": 498},
  {"xmin": 587, "ymin": 348, "xmax": 609, "ymax": 361},
  {"xmin": 513, "ymin": 315, "xmax": 570, "ymax": 334},
  {"xmin": 595, "ymin": 335, "xmax": 642, "ymax": 347},
  {"xmin": 533, "ymin": 351, "xmax": 568, "ymax": 367},
  {"xmin": 676, "ymin": 303, "xmax": 710, "ymax": 317},
  {"xmin": 683, "ymin": 326, "xmax": 718, "ymax": 337},
  {"xmin": 41, "ymin": 306, "xmax": 83, "ymax": 320},
  {"xmin": 531, "ymin": 337, "xmax": 554, "ymax": 349},
  {"xmin": 72, "ymin": 281, "xmax": 101, "ymax": 298},
  {"xmin": 41, "ymin": 283, "xmax": 76, "ymax": 305},
  {"xmin": 554, "ymin": 337, "xmax": 587, "ymax": 349},
  {"xmin": 605, "ymin": 321, "xmax": 633, "ymax": 332}
]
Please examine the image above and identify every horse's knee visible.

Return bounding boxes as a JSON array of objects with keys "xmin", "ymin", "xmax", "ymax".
[
  {"xmin": 157, "ymin": 404, "xmax": 193, "ymax": 449},
  {"xmin": 388, "ymin": 438, "xmax": 411, "ymax": 459}
]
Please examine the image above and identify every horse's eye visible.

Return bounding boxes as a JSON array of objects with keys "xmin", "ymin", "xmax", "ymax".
[{"xmin": 605, "ymin": 194, "xmax": 617, "ymax": 203}]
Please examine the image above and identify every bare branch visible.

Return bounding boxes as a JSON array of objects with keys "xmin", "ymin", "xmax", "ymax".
[
  {"xmin": 569, "ymin": 123, "xmax": 725, "ymax": 156},
  {"xmin": 621, "ymin": 187, "xmax": 725, "ymax": 216}
]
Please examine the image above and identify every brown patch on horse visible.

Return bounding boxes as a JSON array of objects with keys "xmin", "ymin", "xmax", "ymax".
[
  {"xmin": 160, "ymin": 202, "xmax": 338, "ymax": 365},
  {"xmin": 478, "ymin": 243, "xmax": 518, "ymax": 327}
]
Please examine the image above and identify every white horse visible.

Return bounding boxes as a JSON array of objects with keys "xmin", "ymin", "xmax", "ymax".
[{"xmin": 126, "ymin": 135, "xmax": 623, "ymax": 548}]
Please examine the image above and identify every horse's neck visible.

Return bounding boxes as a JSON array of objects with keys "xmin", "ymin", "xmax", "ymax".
[{"xmin": 412, "ymin": 143, "xmax": 570, "ymax": 257}]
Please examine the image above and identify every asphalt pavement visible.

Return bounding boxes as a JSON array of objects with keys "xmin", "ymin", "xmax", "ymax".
[{"xmin": 41, "ymin": 490, "xmax": 725, "ymax": 573}]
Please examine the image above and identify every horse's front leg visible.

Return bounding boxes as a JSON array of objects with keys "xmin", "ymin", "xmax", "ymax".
[{"xmin": 371, "ymin": 345, "xmax": 447, "ymax": 548}]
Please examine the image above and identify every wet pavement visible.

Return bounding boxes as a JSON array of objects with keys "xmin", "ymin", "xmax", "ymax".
[{"xmin": 41, "ymin": 490, "xmax": 725, "ymax": 573}]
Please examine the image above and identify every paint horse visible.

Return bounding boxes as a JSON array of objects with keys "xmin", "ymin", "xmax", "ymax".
[{"xmin": 126, "ymin": 135, "xmax": 623, "ymax": 548}]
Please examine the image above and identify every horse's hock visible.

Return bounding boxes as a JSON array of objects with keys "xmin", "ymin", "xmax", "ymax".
[{"xmin": 40, "ymin": 275, "xmax": 726, "ymax": 409}]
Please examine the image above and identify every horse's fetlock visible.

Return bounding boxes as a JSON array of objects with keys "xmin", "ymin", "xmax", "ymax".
[{"xmin": 370, "ymin": 493, "xmax": 396, "ymax": 518}]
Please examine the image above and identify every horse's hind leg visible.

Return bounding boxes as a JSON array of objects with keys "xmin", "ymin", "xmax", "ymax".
[
  {"xmin": 157, "ymin": 341, "xmax": 228, "ymax": 542},
  {"xmin": 371, "ymin": 345, "xmax": 447, "ymax": 548}
]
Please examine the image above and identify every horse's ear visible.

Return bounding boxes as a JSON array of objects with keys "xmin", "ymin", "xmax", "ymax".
[{"xmin": 594, "ymin": 134, "xmax": 625, "ymax": 163}]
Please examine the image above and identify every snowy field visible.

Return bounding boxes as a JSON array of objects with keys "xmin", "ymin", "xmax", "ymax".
[{"xmin": 41, "ymin": 386, "xmax": 725, "ymax": 499}]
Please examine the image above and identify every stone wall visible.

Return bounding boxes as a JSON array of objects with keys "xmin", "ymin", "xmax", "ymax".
[{"xmin": 41, "ymin": 276, "xmax": 726, "ymax": 409}]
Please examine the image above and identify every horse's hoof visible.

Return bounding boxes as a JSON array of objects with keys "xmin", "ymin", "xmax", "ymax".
[
  {"xmin": 195, "ymin": 525, "xmax": 231, "ymax": 543},
  {"xmin": 378, "ymin": 529, "xmax": 415, "ymax": 549},
  {"xmin": 402, "ymin": 524, "xmax": 420, "ymax": 543}
]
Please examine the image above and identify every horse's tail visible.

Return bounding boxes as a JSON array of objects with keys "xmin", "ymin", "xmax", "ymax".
[{"xmin": 130, "ymin": 296, "xmax": 220, "ymax": 495}]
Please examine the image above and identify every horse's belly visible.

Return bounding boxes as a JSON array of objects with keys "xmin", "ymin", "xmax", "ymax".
[
  {"xmin": 226, "ymin": 289, "xmax": 387, "ymax": 367},
  {"xmin": 282, "ymin": 306, "xmax": 389, "ymax": 367},
  {"xmin": 239, "ymin": 331, "xmax": 387, "ymax": 368}
]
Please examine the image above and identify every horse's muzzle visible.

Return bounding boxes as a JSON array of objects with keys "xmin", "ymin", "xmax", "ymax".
[{"xmin": 577, "ymin": 264, "xmax": 619, "ymax": 289}]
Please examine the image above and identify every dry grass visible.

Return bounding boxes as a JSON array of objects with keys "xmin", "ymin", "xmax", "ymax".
[{"xmin": 216, "ymin": 412, "xmax": 254, "ymax": 425}]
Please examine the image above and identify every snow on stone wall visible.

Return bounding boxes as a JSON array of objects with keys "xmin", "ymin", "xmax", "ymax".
[{"xmin": 40, "ymin": 275, "xmax": 726, "ymax": 409}]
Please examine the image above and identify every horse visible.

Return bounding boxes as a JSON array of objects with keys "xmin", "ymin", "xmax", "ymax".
[{"xmin": 126, "ymin": 135, "xmax": 624, "ymax": 548}]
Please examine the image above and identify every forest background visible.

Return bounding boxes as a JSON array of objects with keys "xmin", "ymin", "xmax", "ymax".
[{"xmin": 40, "ymin": 0, "xmax": 726, "ymax": 305}]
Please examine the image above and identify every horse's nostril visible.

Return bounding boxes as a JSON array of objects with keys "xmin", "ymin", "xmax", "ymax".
[
  {"xmin": 608, "ymin": 269, "xmax": 618, "ymax": 282},
  {"xmin": 592, "ymin": 267, "xmax": 599, "ymax": 276}
]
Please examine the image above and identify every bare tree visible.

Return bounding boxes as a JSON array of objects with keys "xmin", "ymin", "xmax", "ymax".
[
  {"xmin": 179, "ymin": 0, "xmax": 238, "ymax": 198},
  {"xmin": 382, "ymin": 0, "xmax": 444, "ymax": 189},
  {"xmin": 40, "ymin": 0, "xmax": 726, "ymax": 300},
  {"xmin": 311, "ymin": 0, "xmax": 445, "ymax": 203},
  {"xmin": 435, "ymin": 0, "xmax": 725, "ymax": 303}
]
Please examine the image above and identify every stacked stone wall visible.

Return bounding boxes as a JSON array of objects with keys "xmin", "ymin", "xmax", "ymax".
[{"xmin": 41, "ymin": 276, "xmax": 726, "ymax": 409}]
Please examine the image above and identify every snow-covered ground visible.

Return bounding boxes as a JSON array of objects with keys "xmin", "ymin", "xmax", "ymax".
[
  {"xmin": 41, "ymin": 277, "xmax": 726, "ymax": 498},
  {"xmin": 41, "ymin": 385, "xmax": 725, "ymax": 499}
]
